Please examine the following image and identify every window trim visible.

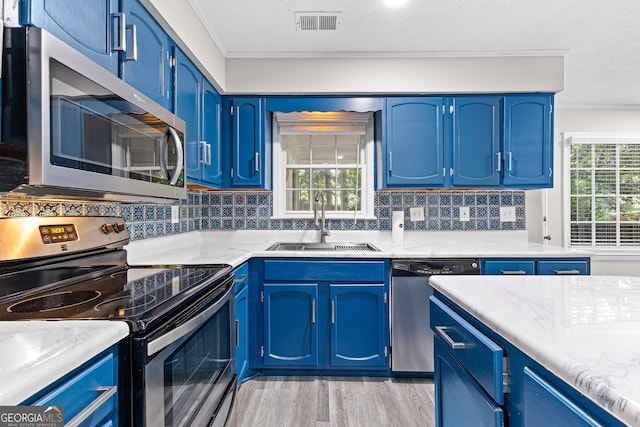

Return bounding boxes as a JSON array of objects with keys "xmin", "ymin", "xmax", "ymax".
[
  {"xmin": 271, "ymin": 115, "xmax": 376, "ymax": 220},
  {"xmin": 563, "ymin": 132, "xmax": 640, "ymax": 254}
]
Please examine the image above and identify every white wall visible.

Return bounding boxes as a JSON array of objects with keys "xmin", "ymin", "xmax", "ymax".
[{"xmin": 527, "ymin": 108, "xmax": 640, "ymax": 276}]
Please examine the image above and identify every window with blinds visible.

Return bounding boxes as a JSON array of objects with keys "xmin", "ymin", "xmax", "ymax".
[
  {"xmin": 566, "ymin": 134, "xmax": 640, "ymax": 247},
  {"xmin": 272, "ymin": 112, "xmax": 375, "ymax": 218}
]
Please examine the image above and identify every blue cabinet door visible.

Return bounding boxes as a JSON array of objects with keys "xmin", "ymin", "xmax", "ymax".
[
  {"xmin": 503, "ymin": 94, "xmax": 553, "ymax": 187},
  {"xmin": 174, "ymin": 50, "xmax": 202, "ymax": 184},
  {"xmin": 434, "ymin": 339, "xmax": 504, "ymax": 427},
  {"xmin": 235, "ymin": 284, "xmax": 249, "ymax": 383},
  {"xmin": 452, "ymin": 96, "xmax": 501, "ymax": 186},
  {"xmin": 120, "ymin": 0, "xmax": 172, "ymax": 110},
  {"xmin": 384, "ymin": 97, "xmax": 445, "ymax": 187},
  {"xmin": 22, "ymin": 0, "xmax": 120, "ymax": 74},
  {"xmin": 330, "ymin": 284, "xmax": 387, "ymax": 369},
  {"xmin": 523, "ymin": 367, "xmax": 604, "ymax": 426},
  {"xmin": 201, "ymin": 80, "xmax": 223, "ymax": 186},
  {"xmin": 263, "ymin": 283, "xmax": 319, "ymax": 367},
  {"xmin": 231, "ymin": 98, "xmax": 264, "ymax": 187},
  {"xmin": 482, "ymin": 260, "xmax": 536, "ymax": 275}
]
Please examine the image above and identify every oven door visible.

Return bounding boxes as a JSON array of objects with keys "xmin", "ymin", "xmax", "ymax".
[{"xmin": 137, "ymin": 276, "xmax": 235, "ymax": 427}]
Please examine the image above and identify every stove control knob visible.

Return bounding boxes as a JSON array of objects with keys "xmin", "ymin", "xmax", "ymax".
[{"xmin": 101, "ymin": 223, "xmax": 114, "ymax": 234}]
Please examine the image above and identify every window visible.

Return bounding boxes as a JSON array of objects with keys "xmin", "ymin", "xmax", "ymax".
[
  {"xmin": 564, "ymin": 133, "xmax": 640, "ymax": 249},
  {"xmin": 272, "ymin": 112, "xmax": 375, "ymax": 219}
]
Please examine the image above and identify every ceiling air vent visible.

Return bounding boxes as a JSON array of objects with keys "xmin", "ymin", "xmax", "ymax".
[{"xmin": 295, "ymin": 12, "xmax": 340, "ymax": 31}]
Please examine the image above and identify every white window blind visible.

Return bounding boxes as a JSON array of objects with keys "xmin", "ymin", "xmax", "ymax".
[{"xmin": 565, "ymin": 134, "xmax": 640, "ymax": 248}]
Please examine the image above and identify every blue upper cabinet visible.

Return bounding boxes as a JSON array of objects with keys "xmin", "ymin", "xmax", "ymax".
[
  {"xmin": 230, "ymin": 98, "xmax": 266, "ymax": 187},
  {"xmin": 175, "ymin": 50, "xmax": 222, "ymax": 187},
  {"xmin": 384, "ymin": 97, "xmax": 445, "ymax": 187},
  {"xmin": 452, "ymin": 96, "xmax": 502, "ymax": 186},
  {"xmin": 20, "ymin": 0, "xmax": 120, "ymax": 74},
  {"xmin": 503, "ymin": 94, "xmax": 554, "ymax": 188},
  {"xmin": 120, "ymin": 0, "xmax": 173, "ymax": 110},
  {"xmin": 175, "ymin": 50, "xmax": 201, "ymax": 184},
  {"xmin": 201, "ymin": 80, "xmax": 223, "ymax": 186}
]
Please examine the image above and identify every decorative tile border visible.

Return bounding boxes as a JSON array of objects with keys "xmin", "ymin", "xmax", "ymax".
[{"xmin": 0, "ymin": 188, "xmax": 525, "ymax": 241}]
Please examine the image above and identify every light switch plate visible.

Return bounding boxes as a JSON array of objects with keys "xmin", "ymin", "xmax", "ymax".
[
  {"xmin": 409, "ymin": 207, "xmax": 425, "ymax": 221},
  {"xmin": 459, "ymin": 206, "xmax": 470, "ymax": 221},
  {"xmin": 171, "ymin": 205, "xmax": 180, "ymax": 224},
  {"xmin": 500, "ymin": 206, "xmax": 516, "ymax": 222}
]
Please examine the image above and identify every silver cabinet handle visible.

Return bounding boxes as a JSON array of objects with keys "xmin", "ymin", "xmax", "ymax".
[
  {"xmin": 552, "ymin": 269, "xmax": 580, "ymax": 275},
  {"xmin": 200, "ymin": 141, "xmax": 208, "ymax": 164},
  {"xmin": 112, "ymin": 12, "xmax": 126, "ymax": 51},
  {"xmin": 496, "ymin": 152, "xmax": 502, "ymax": 172},
  {"xmin": 388, "ymin": 152, "xmax": 392, "ymax": 173},
  {"xmin": 125, "ymin": 23, "xmax": 137, "ymax": 61},
  {"xmin": 312, "ymin": 299, "xmax": 316, "ymax": 324},
  {"xmin": 207, "ymin": 143, "xmax": 212, "ymax": 166},
  {"xmin": 66, "ymin": 385, "xmax": 117, "ymax": 427},
  {"xmin": 235, "ymin": 273, "xmax": 249, "ymax": 287},
  {"xmin": 499, "ymin": 270, "xmax": 527, "ymax": 275},
  {"xmin": 435, "ymin": 326, "xmax": 466, "ymax": 350},
  {"xmin": 254, "ymin": 152, "xmax": 260, "ymax": 173},
  {"xmin": 508, "ymin": 152, "xmax": 513, "ymax": 172},
  {"xmin": 331, "ymin": 300, "xmax": 335, "ymax": 324}
]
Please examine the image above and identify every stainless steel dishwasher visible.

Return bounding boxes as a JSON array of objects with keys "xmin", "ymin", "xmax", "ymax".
[{"xmin": 391, "ymin": 259, "xmax": 480, "ymax": 372}]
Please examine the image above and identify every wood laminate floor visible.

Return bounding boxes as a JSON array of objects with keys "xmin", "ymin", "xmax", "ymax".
[{"xmin": 235, "ymin": 376, "xmax": 435, "ymax": 427}]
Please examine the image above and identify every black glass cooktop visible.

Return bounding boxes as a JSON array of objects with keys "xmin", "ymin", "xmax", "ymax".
[{"xmin": 0, "ymin": 251, "xmax": 232, "ymax": 332}]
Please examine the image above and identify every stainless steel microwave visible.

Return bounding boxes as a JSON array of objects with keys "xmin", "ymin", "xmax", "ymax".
[{"xmin": 1, "ymin": 27, "xmax": 186, "ymax": 202}]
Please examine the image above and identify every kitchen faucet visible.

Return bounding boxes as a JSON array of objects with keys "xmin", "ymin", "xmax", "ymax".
[{"xmin": 313, "ymin": 192, "xmax": 329, "ymax": 243}]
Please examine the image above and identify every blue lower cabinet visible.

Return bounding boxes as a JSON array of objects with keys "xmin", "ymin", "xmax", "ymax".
[
  {"xmin": 263, "ymin": 283, "xmax": 319, "ymax": 367},
  {"xmin": 434, "ymin": 340, "xmax": 504, "ymax": 427},
  {"xmin": 24, "ymin": 346, "xmax": 119, "ymax": 427},
  {"xmin": 523, "ymin": 367, "xmax": 604, "ymax": 426},
  {"xmin": 330, "ymin": 284, "xmax": 387, "ymax": 368}
]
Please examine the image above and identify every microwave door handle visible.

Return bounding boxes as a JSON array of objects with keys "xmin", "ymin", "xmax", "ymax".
[{"xmin": 160, "ymin": 126, "xmax": 184, "ymax": 186}]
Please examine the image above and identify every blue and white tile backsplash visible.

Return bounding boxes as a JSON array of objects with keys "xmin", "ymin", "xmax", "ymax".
[{"xmin": 0, "ymin": 189, "xmax": 525, "ymax": 241}]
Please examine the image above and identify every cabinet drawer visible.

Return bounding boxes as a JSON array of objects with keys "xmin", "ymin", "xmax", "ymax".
[
  {"xmin": 29, "ymin": 352, "xmax": 117, "ymax": 425},
  {"xmin": 536, "ymin": 260, "xmax": 589, "ymax": 275},
  {"xmin": 482, "ymin": 260, "xmax": 535, "ymax": 275},
  {"xmin": 264, "ymin": 260, "xmax": 385, "ymax": 282},
  {"xmin": 430, "ymin": 296, "xmax": 505, "ymax": 404}
]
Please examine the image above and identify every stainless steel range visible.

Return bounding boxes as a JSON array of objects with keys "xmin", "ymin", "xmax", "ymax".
[{"xmin": 0, "ymin": 216, "xmax": 236, "ymax": 427}]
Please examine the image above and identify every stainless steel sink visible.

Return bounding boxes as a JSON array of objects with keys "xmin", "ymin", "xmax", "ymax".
[{"xmin": 265, "ymin": 242, "xmax": 380, "ymax": 252}]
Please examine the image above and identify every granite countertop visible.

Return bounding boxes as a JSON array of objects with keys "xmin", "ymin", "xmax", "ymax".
[
  {"xmin": 0, "ymin": 320, "xmax": 130, "ymax": 405},
  {"xmin": 125, "ymin": 229, "xmax": 588, "ymax": 266},
  {"xmin": 429, "ymin": 275, "xmax": 640, "ymax": 427}
]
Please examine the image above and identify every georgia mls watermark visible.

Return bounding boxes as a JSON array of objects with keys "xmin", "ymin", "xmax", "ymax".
[{"xmin": 0, "ymin": 406, "xmax": 63, "ymax": 427}]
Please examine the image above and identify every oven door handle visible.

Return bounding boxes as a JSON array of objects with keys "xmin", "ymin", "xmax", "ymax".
[{"xmin": 147, "ymin": 283, "xmax": 233, "ymax": 356}]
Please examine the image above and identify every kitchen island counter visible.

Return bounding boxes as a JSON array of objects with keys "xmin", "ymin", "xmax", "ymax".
[
  {"xmin": 0, "ymin": 320, "xmax": 129, "ymax": 405},
  {"xmin": 429, "ymin": 275, "xmax": 640, "ymax": 426}
]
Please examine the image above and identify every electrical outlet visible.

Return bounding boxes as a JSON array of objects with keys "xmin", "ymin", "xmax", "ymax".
[
  {"xmin": 459, "ymin": 206, "xmax": 470, "ymax": 221},
  {"xmin": 171, "ymin": 205, "xmax": 180, "ymax": 224},
  {"xmin": 409, "ymin": 207, "xmax": 425, "ymax": 221},
  {"xmin": 500, "ymin": 206, "xmax": 516, "ymax": 222}
]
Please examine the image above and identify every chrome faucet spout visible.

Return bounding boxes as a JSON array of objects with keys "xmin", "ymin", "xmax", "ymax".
[{"xmin": 313, "ymin": 192, "xmax": 328, "ymax": 243}]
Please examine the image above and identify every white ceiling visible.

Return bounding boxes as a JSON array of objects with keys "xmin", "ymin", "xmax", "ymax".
[{"xmin": 190, "ymin": 0, "xmax": 640, "ymax": 108}]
